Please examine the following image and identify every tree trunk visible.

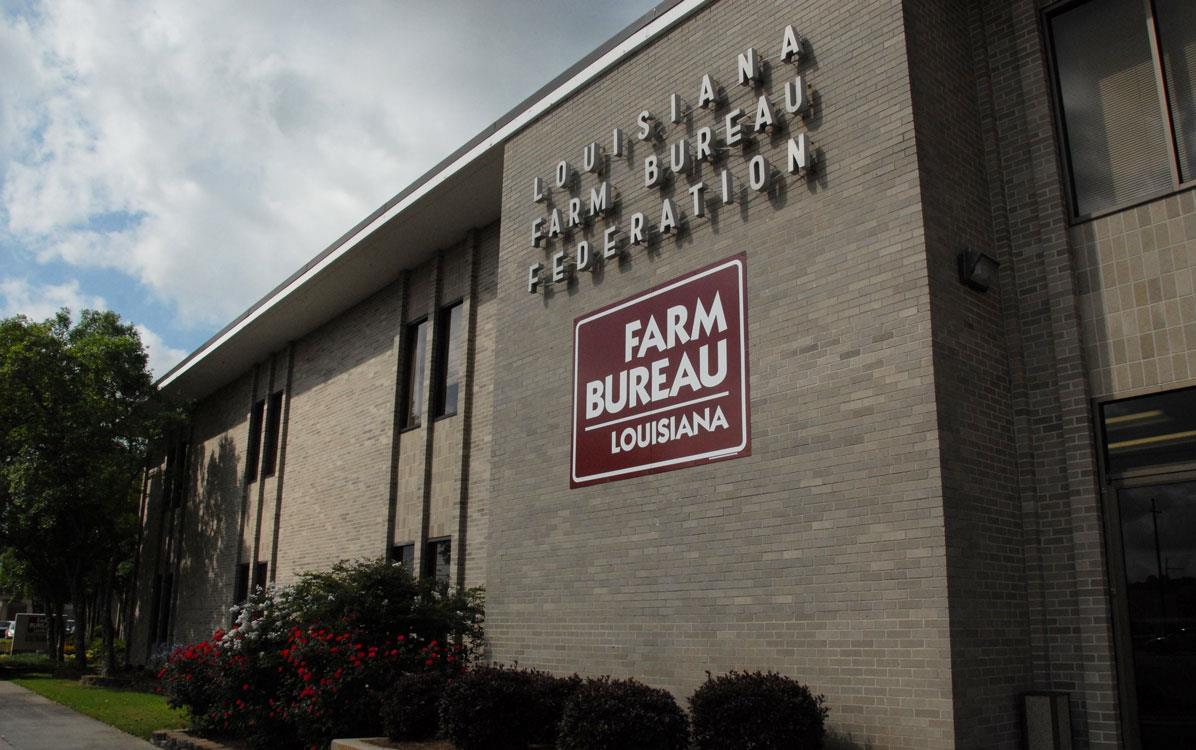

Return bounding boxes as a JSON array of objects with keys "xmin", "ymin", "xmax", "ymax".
[
  {"xmin": 53, "ymin": 599, "xmax": 66, "ymax": 666},
  {"xmin": 46, "ymin": 599, "xmax": 60, "ymax": 665},
  {"xmin": 70, "ymin": 580, "xmax": 87, "ymax": 671},
  {"xmin": 100, "ymin": 557, "xmax": 118, "ymax": 677}
]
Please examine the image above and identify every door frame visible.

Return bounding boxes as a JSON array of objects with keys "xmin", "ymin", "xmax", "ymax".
[{"xmin": 1096, "ymin": 387, "xmax": 1196, "ymax": 750}]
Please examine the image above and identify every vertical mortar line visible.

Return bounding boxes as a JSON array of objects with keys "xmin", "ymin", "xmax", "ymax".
[
  {"xmin": 456, "ymin": 230, "xmax": 480, "ymax": 589},
  {"xmin": 385, "ymin": 271, "xmax": 411, "ymax": 557},
  {"xmin": 236, "ymin": 365, "xmax": 261, "ymax": 584},
  {"xmin": 251, "ymin": 356, "xmax": 277, "ymax": 575},
  {"xmin": 418, "ymin": 251, "xmax": 444, "ymax": 575},
  {"xmin": 268, "ymin": 342, "xmax": 296, "ymax": 583},
  {"xmin": 166, "ymin": 418, "xmax": 196, "ymax": 643}
]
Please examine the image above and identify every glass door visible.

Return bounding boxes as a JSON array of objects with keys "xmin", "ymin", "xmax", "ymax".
[{"xmin": 1115, "ymin": 481, "xmax": 1196, "ymax": 749}]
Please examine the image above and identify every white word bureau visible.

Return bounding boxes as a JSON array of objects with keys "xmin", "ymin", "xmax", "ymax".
[{"xmin": 527, "ymin": 24, "xmax": 816, "ymax": 294}]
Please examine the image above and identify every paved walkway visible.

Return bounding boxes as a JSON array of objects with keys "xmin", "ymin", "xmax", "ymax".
[{"xmin": 0, "ymin": 681, "xmax": 154, "ymax": 749}]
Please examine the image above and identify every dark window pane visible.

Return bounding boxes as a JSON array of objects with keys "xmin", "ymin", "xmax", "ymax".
[
  {"xmin": 392, "ymin": 544, "xmax": 415, "ymax": 568},
  {"xmin": 171, "ymin": 441, "xmax": 189, "ymax": 508},
  {"xmin": 1102, "ymin": 387, "xmax": 1196, "ymax": 474},
  {"xmin": 434, "ymin": 303, "xmax": 464, "ymax": 418},
  {"xmin": 1117, "ymin": 482, "xmax": 1196, "ymax": 747},
  {"xmin": 423, "ymin": 539, "xmax": 451, "ymax": 585},
  {"xmin": 158, "ymin": 574, "xmax": 173, "ymax": 641},
  {"xmin": 149, "ymin": 574, "xmax": 163, "ymax": 641},
  {"xmin": 1051, "ymin": 0, "xmax": 1172, "ymax": 214},
  {"xmin": 246, "ymin": 400, "xmax": 264, "ymax": 482},
  {"xmin": 403, "ymin": 320, "xmax": 428, "ymax": 428},
  {"xmin": 234, "ymin": 563, "xmax": 250, "ymax": 605},
  {"xmin": 261, "ymin": 391, "xmax": 284, "ymax": 477},
  {"xmin": 1156, "ymin": 0, "xmax": 1196, "ymax": 181},
  {"xmin": 253, "ymin": 562, "xmax": 268, "ymax": 591}
]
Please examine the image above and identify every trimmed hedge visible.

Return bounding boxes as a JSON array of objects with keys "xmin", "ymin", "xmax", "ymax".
[
  {"xmin": 689, "ymin": 670, "xmax": 828, "ymax": 749},
  {"xmin": 557, "ymin": 677, "xmax": 689, "ymax": 750},
  {"xmin": 381, "ymin": 672, "xmax": 448, "ymax": 742},
  {"xmin": 439, "ymin": 665, "xmax": 580, "ymax": 750}
]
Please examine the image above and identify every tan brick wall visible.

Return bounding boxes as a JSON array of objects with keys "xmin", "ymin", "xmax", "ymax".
[
  {"xmin": 172, "ymin": 372, "xmax": 254, "ymax": 644},
  {"xmin": 488, "ymin": 1, "xmax": 952, "ymax": 747},
  {"xmin": 274, "ymin": 282, "xmax": 405, "ymax": 582}
]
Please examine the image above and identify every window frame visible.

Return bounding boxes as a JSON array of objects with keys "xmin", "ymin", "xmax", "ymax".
[
  {"xmin": 400, "ymin": 317, "xmax": 430, "ymax": 431},
  {"xmin": 432, "ymin": 300, "xmax": 465, "ymax": 421},
  {"xmin": 391, "ymin": 543, "xmax": 415, "ymax": 569},
  {"xmin": 260, "ymin": 390, "xmax": 284, "ymax": 478},
  {"xmin": 233, "ymin": 562, "xmax": 250, "ymax": 605},
  {"xmin": 1093, "ymin": 386, "xmax": 1196, "ymax": 750},
  {"xmin": 422, "ymin": 537, "xmax": 451, "ymax": 584},
  {"xmin": 245, "ymin": 399, "xmax": 265, "ymax": 483},
  {"xmin": 1043, "ymin": 0, "xmax": 1196, "ymax": 223}
]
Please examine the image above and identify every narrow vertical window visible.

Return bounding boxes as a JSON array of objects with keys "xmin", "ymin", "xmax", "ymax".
[
  {"xmin": 245, "ymin": 399, "xmax": 265, "ymax": 482},
  {"xmin": 423, "ymin": 538, "xmax": 451, "ymax": 585},
  {"xmin": 253, "ymin": 562, "xmax": 268, "ymax": 591},
  {"xmin": 170, "ymin": 441, "xmax": 189, "ymax": 508},
  {"xmin": 433, "ymin": 302, "xmax": 464, "ymax": 418},
  {"xmin": 401, "ymin": 319, "xmax": 428, "ymax": 428},
  {"xmin": 260, "ymin": 391, "xmax": 283, "ymax": 478},
  {"xmin": 149, "ymin": 574, "xmax": 163, "ymax": 640},
  {"xmin": 157, "ymin": 573, "xmax": 173, "ymax": 642},
  {"xmin": 233, "ymin": 563, "xmax": 250, "ymax": 605}
]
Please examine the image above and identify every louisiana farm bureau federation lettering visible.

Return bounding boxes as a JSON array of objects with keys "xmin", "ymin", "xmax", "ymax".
[{"xmin": 528, "ymin": 24, "xmax": 815, "ymax": 294}]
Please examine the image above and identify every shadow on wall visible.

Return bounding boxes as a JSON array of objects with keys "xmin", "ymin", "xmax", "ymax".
[
  {"xmin": 827, "ymin": 730, "xmax": 873, "ymax": 750},
  {"xmin": 175, "ymin": 435, "xmax": 243, "ymax": 640}
]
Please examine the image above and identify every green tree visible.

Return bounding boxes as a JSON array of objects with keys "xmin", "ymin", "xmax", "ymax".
[{"xmin": 0, "ymin": 309, "xmax": 175, "ymax": 673}]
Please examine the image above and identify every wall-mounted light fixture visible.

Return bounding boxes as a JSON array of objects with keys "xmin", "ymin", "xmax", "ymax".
[{"xmin": 958, "ymin": 248, "xmax": 1000, "ymax": 292}]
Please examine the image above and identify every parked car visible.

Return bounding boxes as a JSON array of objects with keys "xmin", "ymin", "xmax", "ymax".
[{"xmin": 2, "ymin": 620, "xmax": 13, "ymax": 639}]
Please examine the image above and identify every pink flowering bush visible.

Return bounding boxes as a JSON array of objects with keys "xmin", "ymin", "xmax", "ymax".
[{"xmin": 158, "ymin": 558, "xmax": 483, "ymax": 750}]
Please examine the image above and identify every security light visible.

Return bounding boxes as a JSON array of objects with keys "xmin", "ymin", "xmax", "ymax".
[{"xmin": 958, "ymin": 248, "xmax": 1000, "ymax": 292}]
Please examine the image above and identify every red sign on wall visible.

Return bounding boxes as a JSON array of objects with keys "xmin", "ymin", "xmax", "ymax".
[{"xmin": 571, "ymin": 255, "xmax": 750, "ymax": 487}]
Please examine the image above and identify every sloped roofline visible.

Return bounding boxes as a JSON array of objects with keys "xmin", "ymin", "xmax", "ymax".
[{"xmin": 158, "ymin": 0, "xmax": 712, "ymax": 397}]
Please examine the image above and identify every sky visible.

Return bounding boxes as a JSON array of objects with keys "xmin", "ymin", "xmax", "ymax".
[{"xmin": 0, "ymin": 0, "xmax": 657, "ymax": 375}]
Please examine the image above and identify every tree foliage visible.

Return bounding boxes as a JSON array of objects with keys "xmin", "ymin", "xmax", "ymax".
[{"xmin": 0, "ymin": 309, "xmax": 177, "ymax": 671}]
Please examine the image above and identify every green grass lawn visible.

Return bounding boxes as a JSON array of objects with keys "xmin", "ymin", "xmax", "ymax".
[{"xmin": 10, "ymin": 674, "xmax": 187, "ymax": 740}]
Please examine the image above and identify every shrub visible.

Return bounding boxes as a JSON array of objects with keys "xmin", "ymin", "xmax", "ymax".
[
  {"xmin": 557, "ymin": 677, "xmax": 689, "ymax": 750},
  {"xmin": 158, "ymin": 634, "xmax": 224, "ymax": 731},
  {"xmin": 440, "ymin": 665, "xmax": 580, "ymax": 750},
  {"xmin": 158, "ymin": 558, "xmax": 484, "ymax": 750},
  {"xmin": 688, "ymin": 670, "xmax": 829, "ymax": 750},
  {"xmin": 381, "ymin": 672, "xmax": 449, "ymax": 741}
]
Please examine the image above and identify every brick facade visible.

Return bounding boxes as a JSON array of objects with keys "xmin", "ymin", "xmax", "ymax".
[{"xmin": 134, "ymin": 0, "xmax": 1196, "ymax": 747}]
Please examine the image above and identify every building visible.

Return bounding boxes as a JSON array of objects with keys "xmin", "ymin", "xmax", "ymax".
[{"xmin": 133, "ymin": 0, "xmax": 1196, "ymax": 747}]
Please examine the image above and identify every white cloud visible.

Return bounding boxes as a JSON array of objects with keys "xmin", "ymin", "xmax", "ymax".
[
  {"xmin": 0, "ymin": 276, "xmax": 106, "ymax": 321},
  {"xmin": 0, "ymin": 0, "xmax": 653, "ymax": 336},
  {"xmin": 135, "ymin": 324, "xmax": 188, "ymax": 377}
]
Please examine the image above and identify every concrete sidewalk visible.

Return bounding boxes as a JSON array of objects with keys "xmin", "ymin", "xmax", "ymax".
[{"xmin": 0, "ymin": 681, "xmax": 154, "ymax": 749}]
